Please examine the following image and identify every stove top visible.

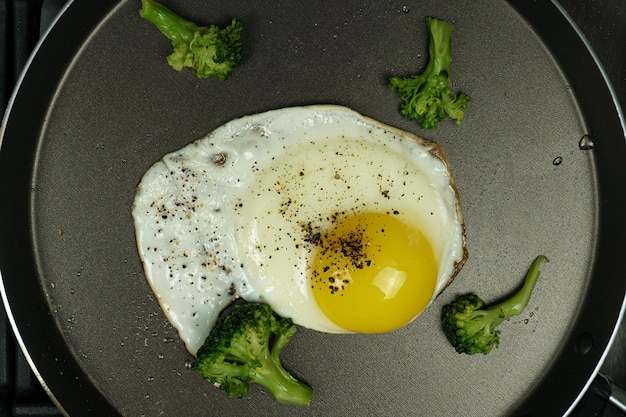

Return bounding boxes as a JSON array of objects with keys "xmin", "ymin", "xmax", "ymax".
[{"xmin": 0, "ymin": 0, "xmax": 624, "ymax": 415}]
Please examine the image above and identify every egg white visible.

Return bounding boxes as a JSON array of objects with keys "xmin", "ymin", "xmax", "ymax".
[{"xmin": 132, "ymin": 105, "xmax": 466, "ymax": 355}]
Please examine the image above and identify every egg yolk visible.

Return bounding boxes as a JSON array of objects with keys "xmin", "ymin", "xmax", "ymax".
[{"xmin": 310, "ymin": 212, "xmax": 437, "ymax": 333}]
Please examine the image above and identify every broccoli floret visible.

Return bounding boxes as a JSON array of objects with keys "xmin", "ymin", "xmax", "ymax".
[
  {"xmin": 193, "ymin": 302, "xmax": 313, "ymax": 406},
  {"xmin": 139, "ymin": 0, "xmax": 243, "ymax": 80},
  {"xmin": 442, "ymin": 255, "xmax": 548, "ymax": 355},
  {"xmin": 389, "ymin": 17, "xmax": 470, "ymax": 129}
]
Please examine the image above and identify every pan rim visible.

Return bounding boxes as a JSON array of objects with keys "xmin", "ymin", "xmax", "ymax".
[
  {"xmin": 0, "ymin": 1, "xmax": 125, "ymax": 415},
  {"xmin": 507, "ymin": 0, "xmax": 626, "ymax": 415}
]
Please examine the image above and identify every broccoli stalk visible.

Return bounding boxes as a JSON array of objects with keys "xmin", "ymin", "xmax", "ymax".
[
  {"xmin": 389, "ymin": 17, "xmax": 470, "ymax": 129},
  {"xmin": 139, "ymin": 0, "xmax": 243, "ymax": 80},
  {"xmin": 193, "ymin": 302, "xmax": 313, "ymax": 406},
  {"xmin": 442, "ymin": 255, "xmax": 549, "ymax": 355}
]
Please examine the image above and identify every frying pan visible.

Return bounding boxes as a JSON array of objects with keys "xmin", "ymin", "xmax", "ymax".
[{"xmin": 1, "ymin": 0, "xmax": 625, "ymax": 416}]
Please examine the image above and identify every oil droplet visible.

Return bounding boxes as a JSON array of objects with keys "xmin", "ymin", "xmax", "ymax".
[
  {"xmin": 157, "ymin": 353, "xmax": 164, "ymax": 360},
  {"xmin": 552, "ymin": 156, "xmax": 563, "ymax": 165},
  {"xmin": 401, "ymin": 5, "xmax": 410, "ymax": 13},
  {"xmin": 578, "ymin": 134, "xmax": 594, "ymax": 150},
  {"xmin": 184, "ymin": 360, "xmax": 193, "ymax": 370},
  {"xmin": 147, "ymin": 376, "xmax": 154, "ymax": 382},
  {"xmin": 163, "ymin": 337, "xmax": 175, "ymax": 343}
]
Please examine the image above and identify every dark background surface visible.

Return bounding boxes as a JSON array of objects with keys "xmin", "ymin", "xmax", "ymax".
[{"xmin": 0, "ymin": 0, "xmax": 625, "ymax": 415}]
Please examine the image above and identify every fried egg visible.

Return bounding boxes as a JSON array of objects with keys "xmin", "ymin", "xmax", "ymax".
[{"xmin": 132, "ymin": 105, "xmax": 467, "ymax": 355}]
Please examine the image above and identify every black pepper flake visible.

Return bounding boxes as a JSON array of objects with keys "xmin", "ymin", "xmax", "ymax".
[
  {"xmin": 211, "ymin": 152, "xmax": 228, "ymax": 166},
  {"xmin": 336, "ymin": 231, "xmax": 368, "ymax": 269},
  {"xmin": 301, "ymin": 222, "xmax": 322, "ymax": 245},
  {"xmin": 306, "ymin": 232, "xmax": 321, "ymax": 245},
  {"xmin": 279, "ymin": 198, "xmax": 293, "ymax": 216}
]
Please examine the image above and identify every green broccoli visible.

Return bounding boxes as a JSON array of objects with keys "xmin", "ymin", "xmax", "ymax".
[
  {"xmin": 389, "ymin": 17, "xmax": 470, "ymax": 129},
  {"xmin": 193, "ymin": 302, "xmax": 313, "ymax": 406},
  {"xmin": 442, "ymin": 255, "xmax": 548, "ymax": 355},
  {"xmin": 139, "ymin": 0, "xmax": 243, "ymax": 80}
]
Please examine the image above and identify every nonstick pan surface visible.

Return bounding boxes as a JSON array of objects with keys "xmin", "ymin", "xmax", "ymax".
[{"xmin": 1, "ymin": 0, "xmax": 625, "ymax": 416}]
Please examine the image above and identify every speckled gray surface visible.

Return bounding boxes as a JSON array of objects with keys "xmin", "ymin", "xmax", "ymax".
[{"xmin": 1, "ymin": 0, "xmax": 625, "ymax": 416}]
